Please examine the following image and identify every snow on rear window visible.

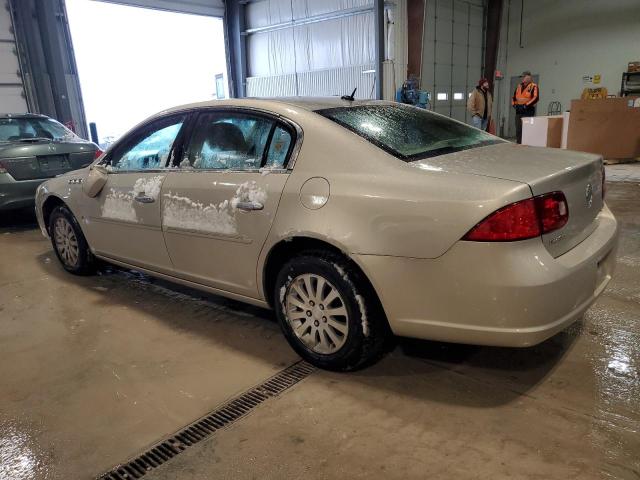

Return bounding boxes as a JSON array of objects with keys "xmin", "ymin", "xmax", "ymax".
[{"xmin": 316, "ymin": 104, "xmax": 503, "ymax": 161}]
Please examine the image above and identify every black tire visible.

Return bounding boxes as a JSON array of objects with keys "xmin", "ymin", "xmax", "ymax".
[
  {"xmin": 49, "ymin": 205, "xmax": 96, "ymax": 275},
  {"xmin": 274, "ymin": 250, "xmax": 390, "ymax": 371}
]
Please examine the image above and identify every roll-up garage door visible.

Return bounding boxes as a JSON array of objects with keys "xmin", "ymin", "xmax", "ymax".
[
  {"xmin": 245, "ymin": 0, "xmax": 376, "ymax": 99},
  {"xmin": 95, "ymin": 0, "xmax": 224, "ymax": 17},
  {"xmin": 422, "ymin": 0, "xmax": 485, "ymax": 123},
  {"xmin": 0, "ymin": 0, "xmax": 28, "ymax": 113}
]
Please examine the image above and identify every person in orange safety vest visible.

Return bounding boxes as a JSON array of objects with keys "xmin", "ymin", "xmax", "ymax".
[{"xmin": 512, "ymin": 70, "xmax": 539, "ymax": 144}]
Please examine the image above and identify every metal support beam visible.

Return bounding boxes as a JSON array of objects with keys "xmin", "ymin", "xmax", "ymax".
[
  {"xmin": 374, "ymin": 0, "xmax": 384, "ymax": 100},
  {"xmin": 9, "ymin": 0, "xmax": 88, "ymax": 137},
  {"xmin": 224, "ymin": 0, "xmax": 247, "ymax": 98},
  {"xmin": 483, "ymin": 0, "xmax": 503, "ymax": 94},
  {"xmin": 36, "ymin": 0, "xmax": 74, "ymax": 127},
  {"xmin": 406, "ymin": 0, "xmax": 425, "ymax": 81},
  {"xmin": 10, "ymin": 0, "xmax": 53, "ymax": 115}
]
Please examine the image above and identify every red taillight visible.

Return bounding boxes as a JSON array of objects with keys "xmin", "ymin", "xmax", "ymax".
[
  {"xmin": 463, "ymin": 198, "xmax": 540, "ymax": 241},
  {"xmin": 94, "ymin": 148, "xmax": 104, "ymax": 160},
  {"xmin": 536, "ymin": 192, "xmax": 568, "ymax": 233},
  {"xmin": 463, "ymin": 192, "xmax": 568, "ymax": 242}
]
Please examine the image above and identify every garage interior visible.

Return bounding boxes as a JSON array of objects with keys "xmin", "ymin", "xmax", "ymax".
[{"xmin": 1, "ymin": 0, "xmax": 640, "ymax": 479}]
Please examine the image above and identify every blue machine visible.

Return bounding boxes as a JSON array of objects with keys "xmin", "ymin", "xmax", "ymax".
[{"xmin": 396, "ymin": 79, "xmax": 430, "ymax": 109}]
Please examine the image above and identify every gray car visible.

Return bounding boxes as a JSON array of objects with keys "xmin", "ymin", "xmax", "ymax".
[{"xmin": 0, "ymin": 113, "xmax": 100, "ymax": 211}]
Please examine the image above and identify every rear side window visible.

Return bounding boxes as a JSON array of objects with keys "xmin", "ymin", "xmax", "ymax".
[
  {"xmin": 317, "ymin": 104, "xmax": 503, "ymax": 161},
  {"xmin": 179, "ymin": 111, "xmax": 296, "ymax": 171},
  {"xmin": 265, "ymin": 126, "xmax": 292, "ymax": 168},
  {"xmin": 183, "ymin": 112, "xmax": 274, "ymax": 170}
]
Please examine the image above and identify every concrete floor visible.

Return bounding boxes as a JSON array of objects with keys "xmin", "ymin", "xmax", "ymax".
[{"xmin": 1, "ymin": 173, "xmax": 639, "ymax": 480}]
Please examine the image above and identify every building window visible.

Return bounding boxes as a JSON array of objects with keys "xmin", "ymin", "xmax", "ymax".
[
  {"xmin": 215, "ymin": 74, "xmax": 225, "ymax": 99},
  {"xmin": 453, "ymin": 92, "xmax": 464, "ymax": 100},
  {"xmin": 436, "ymin": 92, "xmax": 448, "ymax": 101}
]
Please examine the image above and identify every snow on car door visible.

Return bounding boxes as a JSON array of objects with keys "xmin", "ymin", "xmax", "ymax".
[
  {"xmin": 80, "ymin": 114, "xmax": 187, "ymax": 272},
  {"xmin": 161, "ymin": 110, "xmax": 295, "ymax": 298}
]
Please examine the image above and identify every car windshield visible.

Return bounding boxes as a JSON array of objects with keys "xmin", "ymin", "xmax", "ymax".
[
  {"xmin": 316, "ymin": 104, "xmax": 504, "ymax": 161},
  {"xmin": 0, "ymin": 117, "xmax": 78, "ymax": 142}
]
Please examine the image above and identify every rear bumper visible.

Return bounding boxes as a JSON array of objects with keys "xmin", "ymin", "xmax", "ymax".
[
  {"xmin": 0, "ymin": 173, "xmax": 44, "ymax": 210},
  {"xmin": 355, "ymin": 204, "xmax": 619, "ymax": 347}
]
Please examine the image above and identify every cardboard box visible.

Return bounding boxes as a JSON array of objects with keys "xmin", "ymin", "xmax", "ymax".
[
  {"xmin": 567, "ymin": 98, "xmax": 640, "ymax": 159},
  {"xmin": 521, "ymin": 115, "xmax": 563, "ymax": 148}
]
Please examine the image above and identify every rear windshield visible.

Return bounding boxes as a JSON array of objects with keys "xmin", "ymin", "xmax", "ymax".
[
  {"xmin": 0, "ymin": 117, "xmax": 78, "ymax": 142},
  {"xmin": 317, "ymin": 104, "xmax": 504, "ymax": 161}
]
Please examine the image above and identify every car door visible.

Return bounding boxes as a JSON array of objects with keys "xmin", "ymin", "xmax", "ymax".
[
  {"xmin": 161, "ymin": 109, "xmax": 298, "ymax": 298},
  {"xmin": 80, "ymin": 113, "xmax": 189, "ymax": 273}
]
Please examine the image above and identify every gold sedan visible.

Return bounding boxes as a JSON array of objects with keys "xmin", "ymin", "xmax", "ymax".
[{"xmin": 35, "ymin": 98, "xmax": 618, "ymax": 370}]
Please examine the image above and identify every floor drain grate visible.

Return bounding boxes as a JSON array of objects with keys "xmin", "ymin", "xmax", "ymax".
[{"xmin": 97, "ymin": 360, "xmax": 315, "ymax": 480}]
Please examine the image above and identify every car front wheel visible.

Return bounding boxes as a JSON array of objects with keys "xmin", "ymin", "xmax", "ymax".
[
  {"xmin": 274, "ymin": 251, "xmax": 389, "ymax": 371},
  {"xmin": 49, "ymin": 205, "xmax": 95, "ymax": 275}
]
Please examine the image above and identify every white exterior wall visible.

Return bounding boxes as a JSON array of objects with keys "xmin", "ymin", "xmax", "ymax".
[{"xmin": 495, "ymin": 0, "xmax": 640, "ymax": 137}]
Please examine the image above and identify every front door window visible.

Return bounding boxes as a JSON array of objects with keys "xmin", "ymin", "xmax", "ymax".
[{"xmin": 107, "ymin": 115, "xmax": 186, "ymax": 171}]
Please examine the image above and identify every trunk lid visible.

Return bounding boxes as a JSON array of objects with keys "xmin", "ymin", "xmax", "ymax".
[
  {"xmin": 413, "ymin": 142, "xmax": 604, "ymax": 257},
  {"xmin": 0, "ymin": 139, "xmax": 95, "ymax": 180}
]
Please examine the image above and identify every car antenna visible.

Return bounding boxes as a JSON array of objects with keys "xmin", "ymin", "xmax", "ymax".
[{"xmin": 341, "ymin": 88, "xmax": 357, "ymax": 101}]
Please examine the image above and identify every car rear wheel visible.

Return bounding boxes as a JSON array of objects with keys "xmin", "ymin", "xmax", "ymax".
[
  {"xmin": 49, "ymin": 205, "xmax": 95, "ymax": 275},
  {"xmin": 274, "ymin": 251, "xmax": 389, "ymax": 371}
]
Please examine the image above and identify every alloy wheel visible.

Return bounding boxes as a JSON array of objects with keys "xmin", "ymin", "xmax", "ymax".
[
  {"xmin": 285, "ymin": 273, "xmax": 349, "ymax": 354},
  {"xmin": 54, "ymin": 217, "xmax": 79, "ymax": 267}
]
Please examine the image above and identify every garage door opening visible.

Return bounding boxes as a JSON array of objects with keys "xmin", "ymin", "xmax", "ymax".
[{"xmin": 65, "ymin": 0, "xmax": 227, "ymax": 148}]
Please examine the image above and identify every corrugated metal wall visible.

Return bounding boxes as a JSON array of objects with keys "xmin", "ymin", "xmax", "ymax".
[
  {"xmin": 0, "ymin": 0, "xmax": 28, "ymax": 113},
  {"xmin": 247, "ymin": 64, "xmax": 376, "ymax": 98},
  {"xmin": 245, "ymin": 0, "xmax": 376, "ymax": 98}
]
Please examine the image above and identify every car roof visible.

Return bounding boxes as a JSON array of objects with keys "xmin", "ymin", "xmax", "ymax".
[
  {"xmin": 260, "ymin": 97, "xmax": 394, "ymax": 111},
  {"xmin": 162, "ymin": 96, "xmax": 395, "ymax": 116},
  {"xmin": 0, "ymin": 113, "xmax": 50, "ymax": 119}
]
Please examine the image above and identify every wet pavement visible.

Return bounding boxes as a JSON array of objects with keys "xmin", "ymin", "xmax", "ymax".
[
  {"xmin": 606, "ymin": 162, "xmax": 640, "ymax": 183},
  {"xmin": 0, "ymin": 217, "xmax": 299, "ymax": 478},
  {"xmin": 0, "ymin": 179, "xmax": 639, "ymax": 479}
]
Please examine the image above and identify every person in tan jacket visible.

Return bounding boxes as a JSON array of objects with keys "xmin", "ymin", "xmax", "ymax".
[{"xmin": 467, "ymin": 77, "xmax": 492, "ymax": 131}]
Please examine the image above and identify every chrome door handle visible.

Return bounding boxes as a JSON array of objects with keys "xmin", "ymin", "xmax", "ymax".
[
  {"xmin": 134, "ymin": 195, "xmax": 155, "ymax": 203},
  {"xmin": 236, "ymin": 201, "xmax": 263, "ymax": 211}
]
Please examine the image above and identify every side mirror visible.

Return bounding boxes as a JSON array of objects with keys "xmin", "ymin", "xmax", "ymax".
[{"xmin": 83, "ymin": 164, "xmax": 109, "ymax": 197}]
